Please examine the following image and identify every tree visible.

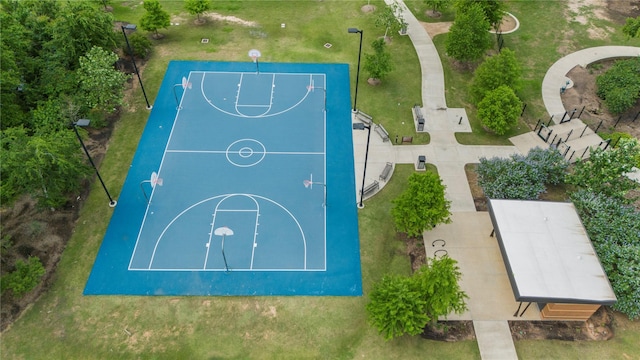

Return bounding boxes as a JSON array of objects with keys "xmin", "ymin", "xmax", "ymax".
[
  {"xmin": 566, "ymin": 138, "xmax": 640, "ymax": 202},
  {"xmin": 622, "ymin": 16, "xmax": 640, "ymax": 38},
  {"xmin": 595, "ymin": 57, "xmax": 640, "ymax": 115},
  {"xmin": 375, "ymin": 0, "xmax": 405, "ymax": 40},
  {"xmin": 366, "ymin": 256, "xmax": 468, "ymax": 340},
  {"xmin": 477, "ymin": 85, "xmax": 521, "ymax": 135},
  {"xmin": 0, "ymin": 127, "xmax": 90, "ymax": 208},
  {"xmin": 470, "ymin": 48, "xmax": 521, "ymax": 102},
  {"xmin": 366, "ymin": 274, "xmax": 429, "ymax": 340},
  {"xmin": 140, "ymin": 0, "xmax": 171, "ymax": 39},
  {"xmin": 571, "ymin": 190, "xmax": 640, "ymax": 320},
  {"xmin": 454, "ymin": 0, "xmax": 505, "ymax": 30},
  {"xmin": 477, "ymin": 147, "xmax": 568, "ymax": 200},
  {"xmin": 363, "ymin": 38, "xmax": 394, "ymax": 83},
  {"xmin": 445, "ymin": 3, "xmax": 492, "ymax": 63},
  {"xmin": 424, "ymin": 0, "xmax": 452, "ymax": 16},
  {"xmin": 391, "ymin": 172, "xmax": 451, "ymax": 238},
  {"xmin": 77, "ymin": 46, "xmax": 130, "ymax": 114},
  {"xmin": 185, "ymin": 0, "xmax": 211, "ymax": 23}
]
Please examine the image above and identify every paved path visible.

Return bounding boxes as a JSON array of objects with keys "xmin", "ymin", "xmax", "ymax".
[{"xmin": 352, "ymin": 3, "xmax": 638, "ymax": 359}]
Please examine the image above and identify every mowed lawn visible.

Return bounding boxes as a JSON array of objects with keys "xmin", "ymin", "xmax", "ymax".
[{"xmin": 1, "ymin": 1, "xmax": 639, "ymax": 359}]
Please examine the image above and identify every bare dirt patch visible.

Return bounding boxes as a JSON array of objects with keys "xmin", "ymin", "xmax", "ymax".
[
  {"xmin": 361, "ymin": 4, "xmax": 376, "ymax": 13},
  {"xmin": 562, "ymin": 60, "xmax": 640, "ymax": 139},
  {"xmin": 420, "ymin": 12, "xmax": 517, "ymax": 39},
  {"xmin": 202, "ymin": 12, "xmax": 257, "ymax": 27}
]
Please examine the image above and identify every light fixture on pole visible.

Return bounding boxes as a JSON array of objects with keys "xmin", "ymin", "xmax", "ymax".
[
  {"xmin": 347, "ymin": 27, "xmax": 363, "ymax": 113},
  {"xmin": 121, "ymin": 24, "xmax": 152, "ymax": 110},
  {"xmin": 352, "ymin": 122, "xmax": 371, "ymax": 208},
  {"xmin": 72, "ymin": 119, "xmax": 117, "ymax": 207}
]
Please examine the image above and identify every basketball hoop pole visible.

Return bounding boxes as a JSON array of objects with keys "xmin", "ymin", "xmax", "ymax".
[
  {"xmin": 221, "ymin": 234, "xmax": 229, "ymax": 272},
  {"xmin": 172, "ymin": 84, "xmax": 182, "ymax": 110},
  {"xmin": 214, "ymin": 227, "xmax": 234, "ymax": 272},
  {"xmin": 255, "ymin": 57, "xmax": 260, "ymax": 74}
]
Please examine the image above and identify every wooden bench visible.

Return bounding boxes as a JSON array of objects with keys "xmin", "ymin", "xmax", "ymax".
[
  {"xmin": 379, "ymin": 162, "xmax": 393, "ymax": 181},
  {"xmin": 362, "ymin": 180, "xmax": 379, "ymax": 197},
  {"xmin": 355, "ymin": 110, "xmax": 373, "ymax": 125},
  {"xmin": 402, "ymin": 136, "xmax": 413, "ymax": 144},
  {"xmin": 375, "ymin": 124, "xmax": 389, "ymax": 142}
]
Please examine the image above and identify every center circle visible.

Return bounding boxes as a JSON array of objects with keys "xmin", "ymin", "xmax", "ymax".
[
  {"xmin": 239, "ymin": 147, "xmax": 253, "ymax": 158},
  {"xmin": 225, "ymin": 139, "xmax": 267, "ymax": 167}
]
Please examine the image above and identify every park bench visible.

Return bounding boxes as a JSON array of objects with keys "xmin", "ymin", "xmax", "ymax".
[
  {"xmin": 413, "ymin": 104, "xmax": 425, "ymax": 131},
  {"xmin": 379, "ymin": 162, "xmax": 393, "ymax": 181},
  {"xmin": 375, "ymin": 124, "xmax": 390, "ymax": 142},
  {"xmin": 355, "ymin": 110, "xmax": 373, "ymax": 125},
  {"xmin": 362, "ymin": 180, "xmax": 379, "ymax": 197},
  {"xmin": 402, "ymin": 136, "xmax": 413, "ymax": 144}
]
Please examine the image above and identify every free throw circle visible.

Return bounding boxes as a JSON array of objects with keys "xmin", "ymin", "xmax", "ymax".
[{"xmin": 226, "ymin": 139, "xmax": 266, "ymax": 167}]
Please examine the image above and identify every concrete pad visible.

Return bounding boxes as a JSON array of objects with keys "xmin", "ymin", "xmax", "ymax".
[
  {"xmin": 509, "ymin": 132, "xmax": 548, "ymax": 154},
  {"xmin": 473, "ymin": 321, "xmax": 518, "ymax": 360},
  {"xmin": 425, "ymin": 212, "xmax": 541, "ymax": 321}
]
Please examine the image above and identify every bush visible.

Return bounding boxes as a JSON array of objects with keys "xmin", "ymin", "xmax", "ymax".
[
  {"xmin": 595, "ymin": 57, "xmax": 640, "ymax": 114},
  {"xmin": 124, "ymin": 33, "xmax": 153, "ymax": 59},
  {"xmin": 1, "ymin": 256, "xmax": 46, "ymax": 298},
  {"xmin": 477, "ymin": 147, "xmax": 568, "ymax": 200}
]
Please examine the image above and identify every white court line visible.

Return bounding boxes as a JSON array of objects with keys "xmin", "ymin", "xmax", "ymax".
[
  {"xmin": 199, "ymin": 71, "xmax": 321, "ymax": 118},
  {"xmin": 138, "ymin": 193, "xmax": 309, "ymax": 271},
  {"xmin": 166, "ymin": 149, "xmax": 325, "ymax": 155}
]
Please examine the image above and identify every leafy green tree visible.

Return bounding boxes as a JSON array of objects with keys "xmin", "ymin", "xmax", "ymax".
[
  {"xmin": 0, "ymin": 256, "xmax": 45, "ymax": 298},
  {"xmin": 595, "ymin": 57, "xmax": 640, "ymax": 115},
  {"xmin": 391, "ymin": 172, "xmax": 451, "ymax": 238},
  {"xmin": 477, "ymin": 85, "xmax": 521, "ymax": 135},
  {"xmin": 566, "ymin": 138, "xmax": 640, "ymax": 202},
  {"xmin": 185, "ymin": 0, "xmax": 211, "ymax": 22},
  {"xmin": 571, "ymin": 190, "xmax": 640, "ymax": 320},
  {"xmin": 363, "ymin": 38, "xmax": 394, "ymax": 83},
  {"xmin": 454, "ymin": 0, "xmax": 505, "ymax": 30},
  {"xmin": 0, "ymin": 127, "xmax": 90, "ymax": 208},
  {"xmin": 140, "ymin": 0, "xmax": 171, "ymax": 39},
  {"xmin": 477, "ymin": 147, "xmax": 568, "ymax": 200},
  {"xmin": 375, "ymin": 0, "xmax": 405, "ymax": 39},
  {"xmin": 366, "ymin": 274, "xmax": 429, "ymax": 340},
  {"xmin": 424, "ymin": 0, "xmax": 452, "ymax": 16},
  {"xmin": 49, "ymin": 1, "xmax": 117, "ymax": 69},
  {"xmin": 470, "ymin": 48, "xmax": 521, "ymax": 102},
  {"xmin": 622, "ymin": 16, "xmax": 640, "ymax": 38},
  {"xmin": 366, "ymin": 256, "xmax": 468, "ymax": 340},
  {"xmin": 445, "ymin": 3, "xmax": 492, "ymax": 63},
  {"xmin": 77, "ymin": 46, "xmax": 130, "ymax": 114}
]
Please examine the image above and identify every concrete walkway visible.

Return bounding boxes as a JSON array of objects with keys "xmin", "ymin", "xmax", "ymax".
[{"xmin": 352, "ymin": 3, "xmax": 639, "ymax": 360}]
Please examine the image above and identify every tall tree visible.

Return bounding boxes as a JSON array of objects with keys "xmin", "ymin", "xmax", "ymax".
[
  {"xmin": 391, "ymin": 172, "xmax": 451, "ymax": 237},
  {"xmin": 566, "ymin": 138, "xmax": 640, "ymax": 202},
  {"xmin": 477, "ymin": 85, "xmax": 521, "ymax": 135},
  {"xmin": 366, "ymin": 256, "xmax": 468, "ymax": 340},
  {"xmin": 77, "ymin": 46, "xmax": 130, "ymax": 114},
  {"xmin": 445, "ymin": 3, "xmax": 492, "ymax": 63},
  {"xmin": 185, "ymin": 0, "xmax": 211, "ymax": 23},
  {"xmin": 363, "ymin": 38, "xmax": 394, "ymax": 83},
  {"xmin": 375, "ymin": 0, "xmax": 405, "ymax": 39},
  {"xmin": 424, "ymin": 0, "xmax": 452, "ymax": 17},
  {"xmin": 140, "ymin": 0, "xmax": 171, "ymax": 39},
  {"xmin": 454, "ymin": 0, "xmax": 505, "ymax": 30},
  {"xmin": 470, "ymin": 48, "xmax": 521, "ymax": 102}
]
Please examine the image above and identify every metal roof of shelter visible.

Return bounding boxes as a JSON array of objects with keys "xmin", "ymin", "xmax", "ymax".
[{"xmin": 488, "ymin": 199, "xmax": 616, "ymax": 305}]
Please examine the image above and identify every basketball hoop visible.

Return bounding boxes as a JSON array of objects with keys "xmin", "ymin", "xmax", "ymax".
[
  {"xmin": 181, "ymin": 76, "xmax": 192, "ymax": 90},
  {"xmin": 303, "ymin": 179, "xmax": 313, "ymax": 188},
  {"xmin": 150, "ymin": 171, "xmax": 163, "ymax": 188},
  {"xmin": 248, "ymin": 49, "xmax": 261, "ymax": 63}
]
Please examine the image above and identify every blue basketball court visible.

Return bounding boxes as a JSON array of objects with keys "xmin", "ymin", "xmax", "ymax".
[{"xmin": 84, "ymin": 61, "xmax": 362, "ymax": 296}]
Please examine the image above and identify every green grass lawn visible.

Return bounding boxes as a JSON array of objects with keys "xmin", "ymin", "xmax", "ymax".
[{"xmin": 1, "ymin": 0, "xmax": 639, "ymax": 358}]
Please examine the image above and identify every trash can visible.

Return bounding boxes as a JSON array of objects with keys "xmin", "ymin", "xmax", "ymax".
[
  {"xmin": 417, "ymin": 117, "xmax": 425, "ymax": 132},
  {"xmin": 416, "ymin": 155, "xmax": 426, "ymax": 170}
]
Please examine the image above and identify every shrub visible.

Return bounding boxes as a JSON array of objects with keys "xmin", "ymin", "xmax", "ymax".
[
  {"xmin": 1, "ymin": 256, "xmax": 46, "ymax": 298},
  {"xmin": 477, "ymin": 85, "xmax": 522, "ymax": 135}
]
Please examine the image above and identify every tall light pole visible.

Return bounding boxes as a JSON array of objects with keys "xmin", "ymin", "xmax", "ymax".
[
  {"xmin": 121, "ymin": 24, "xmax": 152, "ymax": 110},
  {"xmin": 72, "ymin": 119, "xmax": 117, "ymax": 207},
  {"xmin": 353, "ymin": 122, "xmax": 371, "ymax": 208},
  {"xmin": 348, "ymin": 28, "xmax": 363, "ymax": 113}
]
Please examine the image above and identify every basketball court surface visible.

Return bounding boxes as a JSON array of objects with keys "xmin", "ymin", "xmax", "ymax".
[{"xmin": 84, "ymin": 60, "xmax": 362, "ymax": 296}]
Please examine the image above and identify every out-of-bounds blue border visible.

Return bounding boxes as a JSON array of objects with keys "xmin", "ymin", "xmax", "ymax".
[{"xmin": 84, "ymin": 61, "xmax": 362, "ymax": 296}]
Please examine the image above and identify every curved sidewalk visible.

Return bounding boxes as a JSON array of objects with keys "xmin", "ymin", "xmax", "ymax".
[{"xmin": 542, "ymin": 46, "xmax": 640, "ymax": 120}]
